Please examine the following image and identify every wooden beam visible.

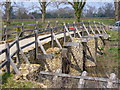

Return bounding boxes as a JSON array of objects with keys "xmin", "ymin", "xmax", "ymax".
[
  {"xmin": 19, "ymin": 47, "xmax": 30, "ymax": 64},
  {"xmin": 63, "ymin": 27, "xmax": 66, "ymax": 44},
  {"xmin": 107, "ymin": 73, "xmax": 116, "ymax": 88},
  {"xmin": 53, "ymin": 33, "xmax": 62, "ymax": 49},
  {"xmin": 82, "ymin": 22, "xmax": 90, "ymax": 36},
  {"xmin": 10, "ymin": 57, "xmax": 20, "ymax": 75},
  {"xmin": 53, "ymin": 68, "xmax": 62, "ymax": 81},
  {"xmin": 37, "ymin": 39, "xmax": 47, "ymax": 54},
  {"xmin": 89, "ymin": 22, "xmax": 96, "ymax": 35},
  {"xmin": 40, "ymin": 71, "xmax": 120, "ymax": 83},
  {"xmin": 78, "ymin": 71, "xmax": 88, "ymax": 88},
  {"xmin": 94, "ymin": 21, "xmax": 101, "ymax": 35},
  {"xmin": 64, "ymin": 42, "xmax": 79, "ymax": 47},
  {"xmin": 34, "ymin": 30, "xmax": 38, "ymax": 59},
  {"xmin": 64, "ymin": 23, "xmax": 74, "ymax": 42},
  {"xmin": 16, "ymin": 37, "xmax": 20, "ymax": 63},
  {"xmin": 74, "ymin": 26, "xmax": 82, "ymax": 38},
  {"xmin": 51, "ymin": 27, "xmax": 54, "ymax": 48},
  {"xmin": 37, "ymin": 54, "xmax": 53, "ymax": 59},
  {"xmin": 6, "ymin": 43, "xmax": 20, "ymax": 75}
]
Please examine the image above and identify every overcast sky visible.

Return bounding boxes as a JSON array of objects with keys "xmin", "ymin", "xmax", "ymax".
[
  {"xmin": 22, "ymin": 1, "xmax": 114, "ymax": 12},
  {"xmin": 0, "ymin": 0, "xmax": 114, "ymax": 13}
]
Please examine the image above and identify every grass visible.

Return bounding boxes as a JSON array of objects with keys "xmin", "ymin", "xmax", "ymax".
[
  {"xmin": 95, "ymin": 29, "xmax": 119, "ymax": 77},
  {"xmin": 0, "ymin": 73, "xmax": 42, "ymax": 88},
  {"xmin": 82, "ymin": 18, "xmax": 115, "ymax": 25},
  {"xmin": 107, "ymin": 30, "xmax": 120, "ymax": 39},
  {"xmin": 5, "ymin": 18, "xmax": 115, "ymax": 27}
]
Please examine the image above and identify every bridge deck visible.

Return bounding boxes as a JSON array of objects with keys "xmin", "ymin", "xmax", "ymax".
[{"xmin": 0, "ymin": 31, "xmax": 75, "ymax": 62}]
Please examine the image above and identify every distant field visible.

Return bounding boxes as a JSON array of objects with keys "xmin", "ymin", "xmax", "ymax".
[{"xmin": 3, "ymin": 18, "xmax": 115, "ymax": 26}]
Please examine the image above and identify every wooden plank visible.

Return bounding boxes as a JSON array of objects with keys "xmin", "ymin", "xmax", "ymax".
[
  {"xmin": 21, "ymin": 23, "xmax": 24, "ymax": 37},
  {"xmin": 64, "ymin": 27, "xmax": 66, "ymax": 44},
  {"xmin": 74, "ymin": 26, "xmax": 82, "ymax": 38},
  {"xmin": 51, "ymin": 28, "xmax": 54, "ymax": 48},
  {"xmin": 89, "ymin": 24, "xmax": 96, "ymax": 35},
  {"xmin": 34, "ymin": 30, "xmax": 38, "ymax": 59},
  {"xmin": 101, "ymin": 23, "xmax": 108, "ymax": 34},
  {"xmin": 0, "ymin": 61, "xmax": 8, "ymax": 69},
  {"xmin": 107, "ymin": 73, "xmax": 116, "ymax": 88},
  {"xmin": 19, "ymin": 47, "xmax": 30, "ymax": 64},
  {"xmin": 53, "ymin": 68, "xmax": 62, "ymax": 81},
  {"xmin": 94, "ymin": 21, "xmax": 101, "ymax": 34},
  {"xmin": 99, "ymin": 36, "xmax": 105, "ymax": 46},
  {"xmin": 78, "ymin": 71, "xmax": 88, "ymax": 88},
  {"xmin": 10, "ymin": 57, "xmax": 20, "ymax": 75},
  {"xmin": 37, "ymin": 54, "xmax": 53, "ymax": 59},
  {"xmin": 64, "ymin": 23, "xmax": 74, "ymax": 41},
  {"xmin": 37, "ymin": 39, "xmax": 47, "ymax": 54},
  {"xmin": 82, "ymin": 22, "xmax": 90, "ymax": 35},
  {"xmin": 64, "ymin": 42, "xmax": 79, "ymax": 47},
  {"xmin": 53, "ymin": 33, "xmax": 62, "ymax": 49},
  {"xmin": 2, "ymin": 25, "xmax": 6, "ymax": 40},
  {"xmin": 40, "ymin": 71, "xmax": 120, "ymax": 83},
  {"xmin": 6, "ymin": 43, "xmax": 20, "ymax": 75}
]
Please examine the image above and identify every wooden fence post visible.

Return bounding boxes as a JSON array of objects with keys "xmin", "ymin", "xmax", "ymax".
[
  {"xmin": 107, "ymin": 73, "xmax": 116, "ymax": 88},
  {"xmin": 45, "ymin": 21, "xmax": 50, "ymax": 30},
  {"xmin": 61, "ymin": 48, "xmax": 71, "ymax": 74},
  {"xmin": 21, "ymin": 23, "xmax": 24, "ymax": 37},
  {"xmin": 78, "ymin": 71, "xmax": 88, "ymax": 88},
  {"xmin": 34, "ymin": 30, "xmax": 38, "ymax": 59},
  {"xmin": 94, "ymin": 37, "xmax": 98, "ymax": 62},
  {"xmin": 3, "ymin": 25, "xmax": 7, "ymax": 41},
  {"xmin": 88, "ymin": 21, "xmax": 90, "ymax": 32},
  {"xmin": 35, "ymin": 21, "xmax": 39, "ymax": 30},
  {"xmin": 52, "ymin": 68, "xmax": 62, "ymax": 88},
  {"xmin": 55, "ymin": 21, "xmax": 58, "ymax": 27},
  {"xmin": 51, "ymin": 27, "xmax": 54, "ymax": 48},
  {"xmin": 16, "ymin": 37, "xmax": 20, "ymax": 63},
  {"xmin": 6, "ymin": 42, "xmax": 20, "ymax": 75},
  {"xmin": 64, "ymin": 25, "xmax": 66, "ymax": 45},
  {"xmin": 82, "ymin": 40, "xmax": 87, "ymax": 71},
  {"xmin": 5, "ymin": 43, "xmax": 10, "ymax": 73},
  {"xmin": 73, "ymin": 22, "xmax": 76, "ymax": 38}
]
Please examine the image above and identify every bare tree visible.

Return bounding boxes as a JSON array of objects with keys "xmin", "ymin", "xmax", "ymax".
[
  {"xmin": 85, "ymin": 5, "xmax": 97, "ymax": 17},
  {"xmin": 5, "ymin": 0, "xmax": 11, "ymax": 25},
  {"xmin": 68, "ymin": 0, "xmax": 86, "ymax": 22},
  {"xmin": 0, "ymin": 9, "xmax": 2, "ymax": 40},
  {"xmin": 114, "ymin": 0, "xmax": 120, "ymax": 21},
  {"xmin": 38, "ymin": 0, "xmax": 50, "ymax": 22},
  {"xmin": 104, "ymin": 3, "xmax": 114, "ymax": 17}
]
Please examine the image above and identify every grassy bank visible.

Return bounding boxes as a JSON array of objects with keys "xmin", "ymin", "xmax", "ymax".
[
  {"xmin": 88, "ymin": 30, "xmax": 119, "ymax": 77},
  {"xmin": 0, "ymin": 73, "xmax": 42, "ymax": 88}
]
